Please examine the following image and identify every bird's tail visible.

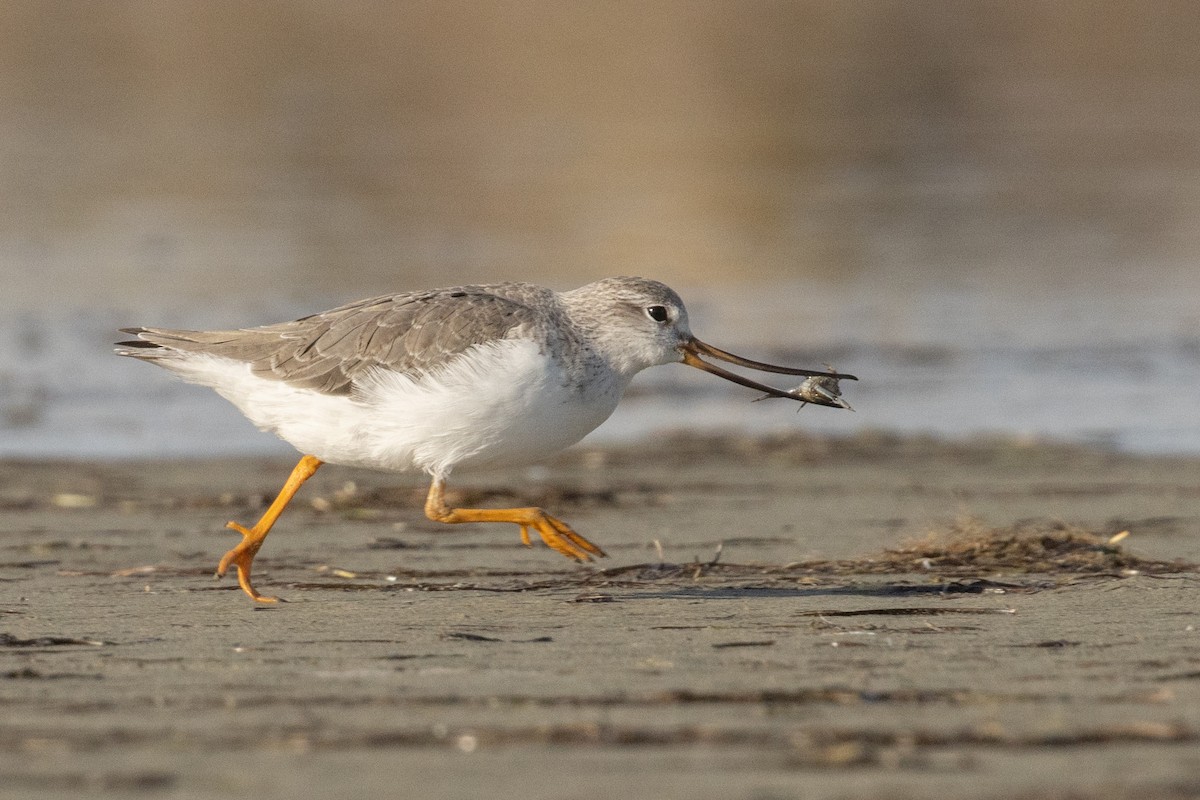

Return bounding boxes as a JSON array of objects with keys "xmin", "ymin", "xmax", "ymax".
[{"xmin": 114, "ymin": 327, "xmax": 210, "ymax": 360}]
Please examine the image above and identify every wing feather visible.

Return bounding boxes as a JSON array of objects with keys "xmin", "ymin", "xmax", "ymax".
[{"xmin": 119, "ymin": 286, "xmax": 552, "ymax": 396}]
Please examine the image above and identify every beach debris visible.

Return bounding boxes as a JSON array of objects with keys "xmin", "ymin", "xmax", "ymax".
[
  {"xmin": 52, "ymin": 492, "xmax": 98, "ymax": 509},
  {"xmin": 0, "ymin": 633, "xmax": 108, "ymax": 647},
  {"xmin": 753, "ymin": 365, "xmax": 852, "ymax": 410},
  {"xmin": 573, "ymin": 593, "xmax": 615, "ymax": 602},
  {"xmin": 889, "ymin": 519, "xmax": 1184, "ymax": 574}
]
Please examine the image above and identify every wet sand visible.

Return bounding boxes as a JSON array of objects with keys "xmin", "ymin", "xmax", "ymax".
[{"xmin": 3, "ymin": 433, "xmax": 1200, "ymax": 799}]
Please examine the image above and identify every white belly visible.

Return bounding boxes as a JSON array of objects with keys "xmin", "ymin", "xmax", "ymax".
[{"xmin": 169, "ymin": 339, "xmax": 624, "ymax": 476}]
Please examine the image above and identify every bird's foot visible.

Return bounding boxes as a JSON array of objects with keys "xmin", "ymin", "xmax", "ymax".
[
  {"xmin": 217, "ymin": 521, "xmax": 281, "ymax": 603},
  {"xmin": 518, "ymin": 512, "xmax": 607, "ymax": 562}
]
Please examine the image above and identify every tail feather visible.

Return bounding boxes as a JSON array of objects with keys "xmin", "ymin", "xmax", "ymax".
[
  {"xmin": 114, "ymin": 338, "xmax": 161, "ymax": 351},
  {"xmin": 115, "ymin": 326, "xmax": 209, "ymax": 359}
]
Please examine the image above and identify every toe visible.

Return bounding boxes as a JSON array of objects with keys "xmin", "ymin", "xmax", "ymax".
[
  {"xmin": 566, "ymin": 533, "xmax": 607, "ymax": 558},
  {"xmin": 536, "ymin": 522, "xmax": 597, "ymax": 562},
  {"xmin": 230, "ymin": 554, "xmax": 280, "ymax": 603},
  {"xmin": 546, "ymin": 516, "xmax": 607, "ymax": 558}
]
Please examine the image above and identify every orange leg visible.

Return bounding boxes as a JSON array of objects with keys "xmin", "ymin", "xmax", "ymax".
[
  {"xmin": 424, "ymin": 478, "xmax": 607, "ymax": 561},
  {"xmin": 217, "ymin": 455, "xmax": 323, "ymax": 602}
]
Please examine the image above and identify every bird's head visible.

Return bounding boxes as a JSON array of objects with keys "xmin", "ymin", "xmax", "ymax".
[{"xmin": 566, "ymin": 277, "xmax": 856, "ymax": 403}]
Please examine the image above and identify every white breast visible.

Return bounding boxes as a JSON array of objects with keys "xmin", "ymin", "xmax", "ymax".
[{"xmin": 164, "ymin": 339, "xmax": 625, "ymax": 477}]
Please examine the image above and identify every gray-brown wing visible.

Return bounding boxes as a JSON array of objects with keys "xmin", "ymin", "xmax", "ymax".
[{"xmin": 121, "ymin": 288, "xmax": 548, "ymax": 395}]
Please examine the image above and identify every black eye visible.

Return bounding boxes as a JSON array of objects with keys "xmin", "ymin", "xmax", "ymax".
[{"xmin": 646, "ymin": 305, "xmax": 669, "ymax": 323}]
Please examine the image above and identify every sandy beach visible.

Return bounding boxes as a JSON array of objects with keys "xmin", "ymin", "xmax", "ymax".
[{"xmin": 1, "ymin": 433, "xmax": 1199, "ymax": 799}]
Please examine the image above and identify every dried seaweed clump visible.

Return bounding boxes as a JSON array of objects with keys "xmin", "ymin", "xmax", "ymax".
[{"xmin": 888, "ymin": 519, "xmax": 1193, "ymax": 575}]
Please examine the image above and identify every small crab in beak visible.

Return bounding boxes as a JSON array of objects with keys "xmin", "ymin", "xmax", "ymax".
[
  {"xmin": 752, "ymin": 368, "xmax": 853, "ymax": 411},
  {"xmin": 680, "ymin": 339, "xmax": 857, "ymax": 408}
]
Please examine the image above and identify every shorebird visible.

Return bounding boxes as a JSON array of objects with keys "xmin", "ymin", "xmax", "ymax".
[{"xmin": 116, "ymin": 277, "xmax": 856, "ymax": 602}]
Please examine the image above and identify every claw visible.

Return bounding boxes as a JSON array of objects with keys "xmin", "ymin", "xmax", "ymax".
[
  {"xmin": 533, "ymin": 514, "xmax": 606, "ymax": 561},
  {"xmin": 217, "ymin": 521, "xmax": 281, "ymax": 603}
]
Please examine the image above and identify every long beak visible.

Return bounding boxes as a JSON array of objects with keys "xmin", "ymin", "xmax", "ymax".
[
  {"xmin": 681, "ymin": 338, "xmax": 857, "ymax": 402},
  {"xmin": 688, "ymin": 339, "xmax": 857, "ymax": 380}
]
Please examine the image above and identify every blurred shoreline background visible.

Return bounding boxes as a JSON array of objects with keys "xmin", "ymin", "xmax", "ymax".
[{"xmin": 1, "ymin": 1, "xmax": 1198, "ymax": 457}]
